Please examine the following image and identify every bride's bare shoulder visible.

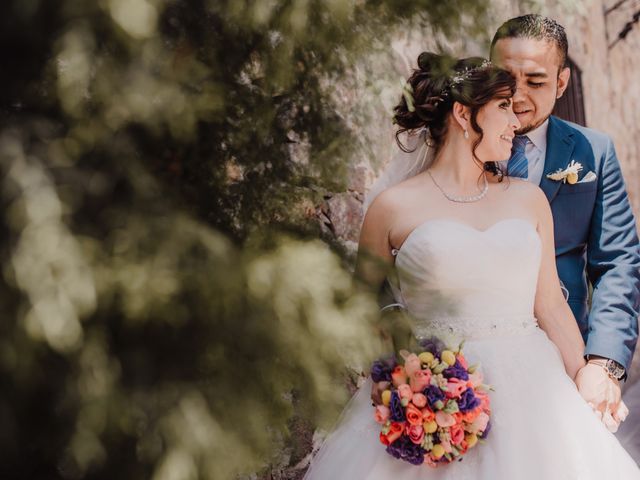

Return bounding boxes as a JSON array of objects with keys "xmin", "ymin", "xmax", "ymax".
[
  {"xmin": 499, "ymin": 177, "xmax": 546, "ymax": 200},
  {"xmin": 498, "ymin": 178, "xmax": 550, "ymax": 222},
  {"xmin": 365, "ymin": 184, "xmax": 405, "ymax": 223}
]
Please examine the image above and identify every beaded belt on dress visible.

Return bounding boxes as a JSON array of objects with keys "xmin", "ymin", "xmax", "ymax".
[{"xmin": 412, "ymin": 314, "xmax": 539, "ymax": 341}]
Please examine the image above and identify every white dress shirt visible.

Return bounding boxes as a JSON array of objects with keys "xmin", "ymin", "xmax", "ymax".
[{"xmin": 523, "ymin": 119, "xmax": 549, "ymax": 186}]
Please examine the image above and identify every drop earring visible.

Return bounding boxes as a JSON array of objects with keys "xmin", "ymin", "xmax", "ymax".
[{"xmin": 464, "ymin": 129, "xmax": 469, "ymax": 140}]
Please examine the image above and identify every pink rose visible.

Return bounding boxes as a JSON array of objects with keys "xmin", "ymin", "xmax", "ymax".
[
  {"xmin": 404, "ymin": 353, "xmax": 422, "ymax": 377},
  {"xmin": 410, "ymin": 369, "xmax": 432, "ymax": 393},
  {"xmin": 406, "ymin": 424, "xmax": 425, "ymax": 445},
  {"xmin": 435, "ymin": 411, "xmax": 456, "ymax": 428},
  {"xmin": 412, "ymin": 393, "xmax": 427, "ymax": 408},
  {"xmin": 475, "ymin": 390, "xmax": 491, "ymax": 411},
  {"xmin": 468, "ymin": 370, "xmax": 484, "ymax": 388},
  {"xmin": 391, "ymin": 366, "xmax": 408, "ymax": 387},
  {"xmin": 450, "ymin": 423, "xmax": 464, "ymax": 446},
  {"xmin": 468, "ymin": 412, "xmax": 490, "ymax": 434},
  {"xmin": 456, "ymin": 354, "xmax": 468, "ymax": 370},
  {"xmin": 398, "ymin": 383, "xmax": 413, "ymax": 401},
  {"xmin": 424, "ymin": 455, "xmax": 438, "ymax": 468},
  {"xmin": 374, "ymin": 405, "xmax": 390, "ymax": 424},
  {"xmin": 445, "ymin": 378, "xmax": 467, "ymax": 398},
  {"xmin": 440, "ymin": 436, "xmax": 452, "ymax": 453}
]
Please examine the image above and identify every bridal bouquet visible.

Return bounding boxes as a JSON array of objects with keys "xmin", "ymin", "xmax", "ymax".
[{"xmin": 371, "ymin": 340, "xmax": 491, "ymax": 467}]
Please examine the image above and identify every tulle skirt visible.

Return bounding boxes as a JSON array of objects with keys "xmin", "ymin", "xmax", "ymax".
[{"xmin": 304, "ymin": 328, "xmax": 640, "ymax": 479}]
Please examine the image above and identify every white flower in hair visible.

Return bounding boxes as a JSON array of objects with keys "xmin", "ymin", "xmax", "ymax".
[{"xmin": 546, "ymin": 160, "xmax": 583, "ymax": 184}]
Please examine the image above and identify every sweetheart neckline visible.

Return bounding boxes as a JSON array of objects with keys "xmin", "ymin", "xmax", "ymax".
[{"xmin": 393, "ymin": 217, "xmax": 539, "ymax": 260}]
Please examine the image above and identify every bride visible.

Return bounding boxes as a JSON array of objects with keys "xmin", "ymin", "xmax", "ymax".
[{"xmin": 303, "ymin": 53, "xmax": 640, "ymax": 479}]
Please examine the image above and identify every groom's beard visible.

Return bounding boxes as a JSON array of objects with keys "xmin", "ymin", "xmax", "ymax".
[
  {"xmin": 514, "ymin": 86, "xmax": 558, "ymax": 135},
  {"xmin": 515, "ymin": 107, "xmax": 554, "ymax": 135}
]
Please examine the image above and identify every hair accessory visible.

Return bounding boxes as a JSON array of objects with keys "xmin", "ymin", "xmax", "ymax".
[
  {"xmin": 440, "ymin": 60, "xmax": 493, "ymax": 100},
  {"xmin": 450, "ymin": 60, "xmax": 493, "ymax": 86}
]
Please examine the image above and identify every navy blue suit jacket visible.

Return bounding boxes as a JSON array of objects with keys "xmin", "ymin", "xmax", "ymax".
[{"xmin": 542, "ymin": 116, "xmax": 640, "ymax": 371}]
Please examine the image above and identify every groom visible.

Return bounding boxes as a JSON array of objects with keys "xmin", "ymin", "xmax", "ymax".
[{"xmin": 490, "ymin": 14, "xmax": 640, "ymax": 430}]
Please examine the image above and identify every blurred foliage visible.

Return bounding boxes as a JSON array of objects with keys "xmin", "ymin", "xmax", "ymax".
[{"xmin": 0, "ymin": 0, "xmax": 490, "ymax": 478}]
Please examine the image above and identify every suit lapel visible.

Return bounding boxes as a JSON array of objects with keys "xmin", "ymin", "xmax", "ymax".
[{"xmin": 539, "ymin": 116, "xmax": 576, "ymax": 203}]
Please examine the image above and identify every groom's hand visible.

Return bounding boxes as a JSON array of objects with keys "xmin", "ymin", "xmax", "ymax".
[{"xmin": 575, "ymin": 363, "xmax": 623, "ymax": 432}]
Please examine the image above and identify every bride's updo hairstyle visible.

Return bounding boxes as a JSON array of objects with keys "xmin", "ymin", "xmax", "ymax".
[{"xmin": 393, "ymin": 53, "xmax": 516, "ymax": 176}]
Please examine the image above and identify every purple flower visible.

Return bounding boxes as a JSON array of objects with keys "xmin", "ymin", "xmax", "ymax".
[
  {"xmin": 479, "ymin": 420, "xmax": 491, "ymax": 439},
  {"xmin": 423, "ymin": 385, "xmax": 445, "ymax": 410},
  {"xmin": 457, "ymin": 388, "xmax": 480, "ymax": 412},
  {"xmin": 443, "ymin": 360, "xmax": 469, "ymax": 381},
  {"xmin": 390, "ymin": 391, "xmax": 405, "ymax": 422},
  {"xmin": 386, "ymin": 436, "xmax": 425, "ymax": 465},
  {"xmin": 371, "ymin": 356, "xmax": 396, "ymax": 383},
  {"xmin": 418, "ymin": 336, "xmax": 446, "ymax": 356}
]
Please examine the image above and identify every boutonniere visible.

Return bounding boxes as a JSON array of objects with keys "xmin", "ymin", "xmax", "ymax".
[{"xmin": 546, "ymin": 160, "xmax": 583, "ymax": 184}]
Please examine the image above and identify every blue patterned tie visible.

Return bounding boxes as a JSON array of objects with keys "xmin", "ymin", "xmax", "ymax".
[{"xmin": 509, "ymin": 135, "xmax": 529, "ymax": 179}]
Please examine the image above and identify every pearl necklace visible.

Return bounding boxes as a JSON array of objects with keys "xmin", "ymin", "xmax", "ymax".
[{"xmin": 427, "ymin": 170, "xmax": 489, "ymax": 203}]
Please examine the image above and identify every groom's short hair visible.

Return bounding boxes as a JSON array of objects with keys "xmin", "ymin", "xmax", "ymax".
[{"xmin": 490, "ymin": 14, "xmax": 568, "ymax": 70}]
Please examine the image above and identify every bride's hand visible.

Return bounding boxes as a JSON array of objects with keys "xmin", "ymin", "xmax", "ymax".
[{"xmin": 575, "ymin": 363, "xmax": 624, "ymax": 432}]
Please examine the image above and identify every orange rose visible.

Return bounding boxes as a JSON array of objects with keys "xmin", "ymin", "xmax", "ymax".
[
  {"xmin": 406, "ymin": 403, "xmax": 423, "ymax": 426},
  {"xmin": 422, "ymin": 407, "xmax": 435, "ymax": 422},
  {"xmin": 385, "ymin": 421, "xmax": 405, "ymax": 444},
  {"xmin": 460, "ymin": 408, "xmax": 482, "ymax": 423}
]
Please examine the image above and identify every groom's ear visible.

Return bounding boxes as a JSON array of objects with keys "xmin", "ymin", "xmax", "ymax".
[{"xmin": 556, "ymin": 66, "xmax": 571, "ymax": 99}]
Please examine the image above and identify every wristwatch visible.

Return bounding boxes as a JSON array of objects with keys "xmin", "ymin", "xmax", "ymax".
[{"xmin": 586, "ymin": 356, "xmax": 626, "ymax": 381}]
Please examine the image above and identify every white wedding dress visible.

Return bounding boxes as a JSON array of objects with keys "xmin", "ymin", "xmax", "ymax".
[{"xmin": 304, "ymin": 218, "xmax": 640, "ymax": 479}]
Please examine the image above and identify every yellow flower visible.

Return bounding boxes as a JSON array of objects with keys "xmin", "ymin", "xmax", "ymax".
[
  {"xmin": 431, "ymin": 444, "xmax": 445, "ymax": 459},
  {"xmin": 381, "ymin": 390, "xmax": 392, "ymax": 406},
  {"xmin": 419, "ymin": 352, "xmax": 435, "ymax": 365},
  {"xmin": 546, "ymin": 160, "xmax": 583, "ymax": 183},
  {"xmin": 441, "ymin": 350, "xmax": 456, "ymax": 366},
  {"xmin": 465, "ymin": 433, "xmax": 478, "ymax": 448},
  {"xmin": 423, "ymin": 420, "xmax": 438, "ymax": 433}
]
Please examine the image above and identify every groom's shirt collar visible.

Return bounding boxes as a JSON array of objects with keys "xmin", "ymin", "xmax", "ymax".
[
  {"xmin": 519, "ymin": 118, "xmax": 549, "ymax": 185},
  {"xmin": 526, "ymin": 118, "xmax": 549, "ymax": 155}
]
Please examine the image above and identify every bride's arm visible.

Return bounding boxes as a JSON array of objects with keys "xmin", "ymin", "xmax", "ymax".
[
  {"xmin": 354, "ymin": 193, "xmax": 396, "ymax": 291},
  {"xmin": 355, "ymin": 193, "xmax": 398, "ymax": 404},
  {"xmin": 532, "ymin": 188, "xmax": 587, "ymax": 380}
]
